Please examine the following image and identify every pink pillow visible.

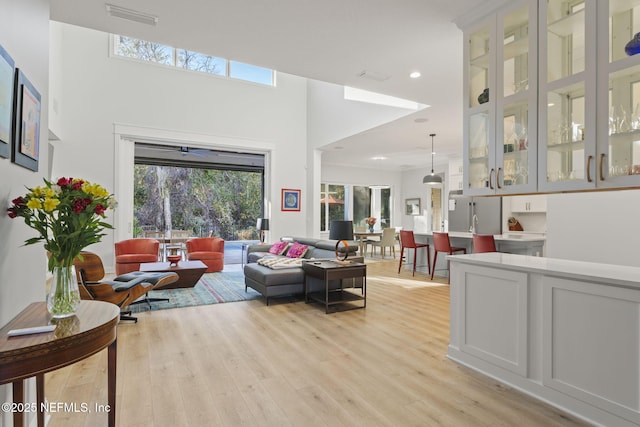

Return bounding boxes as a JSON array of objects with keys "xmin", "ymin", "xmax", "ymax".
[
  {"xmin": 268, "ymin": 241, "xmax": 288, "ymax": 255},
  {"xmin": 286, "ymin": 242, "xmax": 309, "ymax": 258}
]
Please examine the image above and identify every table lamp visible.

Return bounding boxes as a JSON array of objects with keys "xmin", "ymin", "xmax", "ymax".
[
  {"xmin": 257, "ymin": 218, "xmax": 269, "ymax": 243},
  {"xmin": 329, "ymin": 220, "xmax": 354, "ymax": 261}
]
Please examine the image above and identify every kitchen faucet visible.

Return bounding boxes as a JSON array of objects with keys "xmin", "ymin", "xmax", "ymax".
[{"xmin": 470, "ymin": 214, "xmax": 478, "ymax": 233}]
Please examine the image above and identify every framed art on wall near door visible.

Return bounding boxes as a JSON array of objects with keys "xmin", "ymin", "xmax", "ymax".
[
  {"xmin": 405, "ymin": 198, "xmax": 421, "ymax": 215},
  {"xmin": 0, "ymin": 43, "xmax": 15, "ymax": 159},
  {"xmin": 12, "ymin": 68, "xmax": 40, "ymax": 172},
  {"xmin": 281, "ymin": 188, "xmax": 301, "ymax": 211}
]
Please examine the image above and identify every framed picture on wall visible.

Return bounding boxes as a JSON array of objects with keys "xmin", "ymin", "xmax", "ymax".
[
  {"xmin": 12, "ymin": 68, "xmax": 40, "ymax": 172},
  {"xmin": 0, "ymin": 43, "xmax": 15, "ymax": 159},
  {"xmin": 281, "ymin": 188, "xmax": 301, "ymax": 211},
  {"xmin": 405, "ymin": 198, "xmax": 421, "ymax": 215}
]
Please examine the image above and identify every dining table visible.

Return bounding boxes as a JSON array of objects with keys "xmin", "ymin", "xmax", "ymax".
[{"xmin": 353, "ymin": 231, "xmax": 382, "ymax": 255}]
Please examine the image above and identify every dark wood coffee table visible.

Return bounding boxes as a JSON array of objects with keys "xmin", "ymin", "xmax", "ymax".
[{"xmin": 139, "ymin": 260, "xmax": 207, "ymax": 289}]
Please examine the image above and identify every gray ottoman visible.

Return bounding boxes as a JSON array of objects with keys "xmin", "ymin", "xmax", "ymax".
[{"xmin": 244, "ymin": 263, "xmax": 306, "ymax": 305}]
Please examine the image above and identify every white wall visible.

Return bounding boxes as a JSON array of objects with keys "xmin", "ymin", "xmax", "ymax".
[
  {"xmin": 0, "ymin": 1, "xmax": 50, "ymax": 423},
  {"xmin": 400, "ymin": 166, "xmax": 448, "ymax": 232},
  {"xmin": 51, "ymin": 23, "xmax": 310, "ymax": 267},
  {"xmin": 307, "ymin": 79, "xmax": 422, "ymax": 148},
  {"xmin": 546, "ymin": 189, "xmax": 640, "ymax": 267}
]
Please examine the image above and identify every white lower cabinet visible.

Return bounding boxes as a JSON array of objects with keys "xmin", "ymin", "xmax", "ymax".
[{"xmin": 449, "ymin": 253, "xmax": 640, "ymax": 427}]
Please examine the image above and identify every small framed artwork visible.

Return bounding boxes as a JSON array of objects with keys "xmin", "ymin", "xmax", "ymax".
[
  {"xmin": 281, "ymin": 188, "xmax": 301, "ymax": 211},
  {"xmin": 405, "ymin": 198, "xmax": 421, "ymax": 215},
  {"xmin": 0, "ymin": 43, "xmax": 15, "ymax": 159},
  {"xmin": 12, "ymin": 68, "xmax": 41, "ymax": 172}
]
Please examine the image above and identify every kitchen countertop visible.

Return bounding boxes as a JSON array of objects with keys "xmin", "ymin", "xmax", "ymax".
[
  {"xmin": 449, "ymin": 252, "xmax": 640, "ymax": 289},
  {"xmin": 415, "ymin": 231, "xmax": 546, "ymax": 242}
]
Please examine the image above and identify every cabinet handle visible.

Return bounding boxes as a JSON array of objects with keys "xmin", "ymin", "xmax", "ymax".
[
  {"xmin": 599, "ymin": 153, "xmax": 605, "ymax": 181},
  {"xmin": 497, "ymin": 168, "xmax": 502, "ymax": 189},
  {"xmin": 587, "ymin": 155, "xmax": 593, "ymax": 183},
  {"xmin": 489, "ymin": 169, "xmax": 495, "ymax": 190}
]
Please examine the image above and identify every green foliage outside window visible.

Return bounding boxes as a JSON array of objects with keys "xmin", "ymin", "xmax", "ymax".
[{"xmin": 134, "ymin": 164, "xmax": 262, "ymax": 241}]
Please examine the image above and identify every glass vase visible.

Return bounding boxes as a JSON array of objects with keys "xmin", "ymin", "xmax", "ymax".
[
  {"xmin": 47, "ymin": 265, "xmax": 81, "ymax": 318},
  {"xmin": 369, "ymin": 226, "xmax": 374, "ymax": 233}
]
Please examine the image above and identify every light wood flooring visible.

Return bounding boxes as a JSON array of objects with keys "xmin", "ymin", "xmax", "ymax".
[{"xmin": 44, "ymin": 260, "xmax": 591, "ymax": 427}]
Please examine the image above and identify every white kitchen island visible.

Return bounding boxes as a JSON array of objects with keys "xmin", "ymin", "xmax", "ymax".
[{"xmin": 448, "ymin": 252, "xmax": 640, "ymax": 427}]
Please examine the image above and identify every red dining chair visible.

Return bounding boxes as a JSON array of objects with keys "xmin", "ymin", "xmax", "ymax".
[
  {"xmin": 431, "ymin": 232, "xmax": 466, "ymax": 282},
  {"xmin": 473, "ymin": 234, "xmax": 497, "ymax": 253},
  {"xmin": 398, "ymin": 230, "xmax": 431, "ymax": 276}
]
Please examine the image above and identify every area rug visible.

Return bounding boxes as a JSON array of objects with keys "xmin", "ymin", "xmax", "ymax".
[{"xmin": 129, "ymin": 264, "xmax": 260, "ymax": 313}]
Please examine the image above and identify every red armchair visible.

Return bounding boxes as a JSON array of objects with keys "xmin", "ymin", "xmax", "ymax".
[
  {"xmin": 115, "ymin": 238, "xmax": 160, "ymax": 275},
  {"xmin": 186, "ymin": 237, "xmax": 224, "ymax": 273}
]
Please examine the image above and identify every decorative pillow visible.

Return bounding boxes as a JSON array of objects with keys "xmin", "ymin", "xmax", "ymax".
[
  {"xmin": 258, "ymin": 256, "xmax": 303, "ymax": 269},
  {"xmin": 286, "ymin": 242, "xmax": 309, "ymax": 258},
  {"xmin": 268, "ymin": 241, "xmax": 289, "ymax": 255}
]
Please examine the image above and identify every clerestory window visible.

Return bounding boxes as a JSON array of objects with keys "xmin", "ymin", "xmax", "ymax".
[{"xmin": 112, "ymin": 35, "xmax": 275, "ymax": 86}]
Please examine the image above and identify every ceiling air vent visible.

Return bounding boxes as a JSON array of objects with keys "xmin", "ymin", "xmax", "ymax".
[
  {"xmin": 105, "ymin": 4, "xmax": 158, "ymax": 26},
  {"xmin": 357, "ymin": 70, "xmax": 390, "ymax": 82}
]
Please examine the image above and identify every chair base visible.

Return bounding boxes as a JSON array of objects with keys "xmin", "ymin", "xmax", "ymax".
[
  {"xmin": 119, "ymin": 310, "xmax": 138, "ymax": 323},
  {"xmin": 130, "ymin": 295, "xmax": 170, "ymax": 309}
]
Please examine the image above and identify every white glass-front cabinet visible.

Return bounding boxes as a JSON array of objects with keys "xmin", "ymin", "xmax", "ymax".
[
  {"xmin": 538, "ymin": 0, "xmax": 597, "ymax": 192},
  {"xmin": 464, "ymin": 0, "xmax": 537, "ymax": 195},
  {"xmin": 596, "ymin": 0, "xmax": 640, "ymax": 188},
  {"xmin": 464, "ymin": 18, "xmax": 494, "ymax": 195}
]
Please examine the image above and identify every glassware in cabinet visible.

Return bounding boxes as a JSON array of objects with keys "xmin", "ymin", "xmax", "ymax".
[
  {"xmin": 599, "ymin": 0, "xmax": 640, "ymax": 186},
  {"xmin": 467, "ymin": 111, "xmax": 491, "ymax": 190},
  {"xmin": 497, "ymin": 1, "xmax": 537, "ymax": 194},
  {"xmin": 501, "ymin": 99, "xmax": 531, "ymax": 187},
  {"xmin": 539, "ymin": 0, "xmax": 596, "ymax": 192}
]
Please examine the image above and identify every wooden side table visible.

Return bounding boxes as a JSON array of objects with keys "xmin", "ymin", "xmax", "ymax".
[
  {"xmin": 302, "ymin": 260, "xmax": 367, "ymax": 313},
  {"xmin": 0, "ymin": 301, "xmax": 119, "ymax": 427}
]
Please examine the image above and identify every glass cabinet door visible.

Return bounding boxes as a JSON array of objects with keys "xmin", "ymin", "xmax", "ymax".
[
  {"xmin": 539, "ymin": 0, "xmax": 596, "ymax": 191},
  {"xmin": 496, "ymin": 1, "xmax": 537, "ymax": 193},
  {"xmin": 469, "ymin": 26, "xmax": 491, "ymax": 109},
  {"xmin": 468, "ymin": 112, "xmax": 491, "ymax": 190},
  {"xmin": 598, "ymin": 0, "xmax": 640, "ymax": 187},
  {"xmin": 464, "ymin": 21, "xmax": 496, "ymax": 194}
]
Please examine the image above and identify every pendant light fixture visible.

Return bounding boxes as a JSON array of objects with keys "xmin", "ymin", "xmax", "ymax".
[{"xmin": 423, "ymin": 133, "xmax": 443, "ymax": 185}]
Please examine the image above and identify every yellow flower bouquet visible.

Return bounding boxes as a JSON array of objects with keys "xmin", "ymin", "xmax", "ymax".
[{"xmin": 8, "ymin": 177, "xmax": 117, "ymax": 316}]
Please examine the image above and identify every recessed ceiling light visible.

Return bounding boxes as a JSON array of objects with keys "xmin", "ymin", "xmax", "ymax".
[
  {"xmin": 372, "ymin": 156, "xmax": 387, "ymax": 160},
  {"xmin": 409, "ymin": 71, "xmax": 421, "ymax": 79},
  {"xmin": 334, "ymin": 146, "xmax": 344, "ymax": 150},
  {"xmin": 414, "ymin": 117, "xmax": 428, "ymax": 123}
]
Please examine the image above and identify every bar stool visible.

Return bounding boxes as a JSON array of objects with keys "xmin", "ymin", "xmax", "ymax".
[
  {"xmin": 398, "ymin": 230, "xmax": 431, "ymax": 276},
  {"xmin": 431, "ymin": 232, "xmax": 466, "ymax": 282},
  {"xmin": 472, "ymin": 234, "xmax": 497, "ymax": 253}
]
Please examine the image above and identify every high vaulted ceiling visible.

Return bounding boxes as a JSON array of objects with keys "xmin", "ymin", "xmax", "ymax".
[{"xmin": 50, "ymin": 0, "xmax": 496, "ymax": 171}]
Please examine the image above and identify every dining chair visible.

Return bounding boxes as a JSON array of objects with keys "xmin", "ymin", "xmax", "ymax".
[
  {"xmin": 144, "ymin": 230, "xmax": 166, "ymax": 260},
  {"xmin": 398, "ymin": 230, "xmax": 430, "ymax": 276},
  {"xmin": 370, "ymin": 227, "xmax": 396, "ymax": 258},
  {"xmin": 431, "ymin": 232, "xmax": 466, "ymax": 282},
  {"xmin": 167, "ymin": 229, "xmax": 191, "ymax": 260},
  {"xmin": 472, "ymin": 234, "xmax": 497, "ymax": 253}
]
